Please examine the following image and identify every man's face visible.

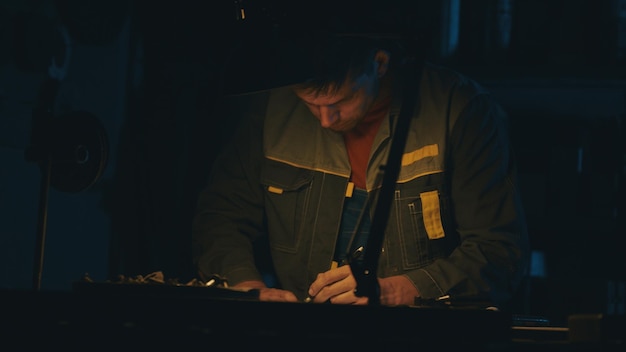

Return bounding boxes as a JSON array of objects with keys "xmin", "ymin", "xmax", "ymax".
[{"xmin": 292, "ymin": 51, "xmax": 389, "ymax": 133}]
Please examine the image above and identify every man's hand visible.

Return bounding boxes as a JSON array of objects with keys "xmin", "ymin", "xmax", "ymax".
[
  {"xmin": 307, "ymin": 267, "xmax": 420, "ymax": 306},
  {"xmin": 233, "ymin": 280, "xmax": 299, "ymax": 303},
  {"xmin": 307, "ymin": 265, "xmax": 368, "ymax": 305},
  {"xmin": 378, "ymin": 275, "xmax": 420, "ymax": 306}
]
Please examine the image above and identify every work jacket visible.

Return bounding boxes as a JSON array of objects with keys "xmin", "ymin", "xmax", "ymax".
[{"xmin": 192, "ymin": 62, "xmax": 530, "ymax": 307}]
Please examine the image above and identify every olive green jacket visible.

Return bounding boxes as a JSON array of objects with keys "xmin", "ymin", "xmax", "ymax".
[{"xmin": 192, "ymin": 62, "xmax": 530, "ymax": 306}]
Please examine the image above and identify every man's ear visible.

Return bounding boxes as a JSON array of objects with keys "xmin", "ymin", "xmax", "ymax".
[{"xmin": 375, "ymin": 50, "xmax": 391, "ymax": 78}]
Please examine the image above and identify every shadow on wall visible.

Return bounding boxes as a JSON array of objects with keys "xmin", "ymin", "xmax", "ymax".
[{"xmin": 0, "ymin": 0, "xmax": 130, "ymax": 290}]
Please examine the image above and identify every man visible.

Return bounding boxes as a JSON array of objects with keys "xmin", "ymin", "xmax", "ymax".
[{"xmin": 192, "ymin": 9, "xmax": 529, "ymax": 309}]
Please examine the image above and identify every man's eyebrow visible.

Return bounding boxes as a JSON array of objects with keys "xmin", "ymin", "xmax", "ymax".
[
  {"xmin": 332, "ymin": 96, "xmax": 348, "ymax": 105},
  {"xmin": 301, "ymin": 94, "xmax": 347, "ymax": 106}
]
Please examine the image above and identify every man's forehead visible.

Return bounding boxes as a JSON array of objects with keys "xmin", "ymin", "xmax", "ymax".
[
  {"xmin": 293, "ymin": 74, "xmax": 366, "ymax": 101},
  {"xmin": 293, "ymin": 82, "xmax": 353, "ymax": 104}
]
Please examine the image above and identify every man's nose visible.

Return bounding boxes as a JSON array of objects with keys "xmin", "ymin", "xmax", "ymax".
[{"xmin": 318, "ymin": 105, "xmax": 338, "ymax": 128}]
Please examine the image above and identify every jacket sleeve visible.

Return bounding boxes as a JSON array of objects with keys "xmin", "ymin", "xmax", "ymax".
[
  {"xmin": 408, "ymin": 92, "xmax": 530, "ymax": 307},
  {"xmin": 191, "ymin": 93, "xmax": 269, "ymax": 286}
]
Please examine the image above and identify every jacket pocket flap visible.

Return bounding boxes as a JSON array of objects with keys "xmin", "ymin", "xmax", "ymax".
[{"xmin": 261, "ymin": 159, "xmax": 314, "ymax": 192}]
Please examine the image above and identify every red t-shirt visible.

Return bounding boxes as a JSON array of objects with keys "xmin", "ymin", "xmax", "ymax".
[{"xmin": 343, "ymin": 97, "xmax": 392, "ymax": 189}]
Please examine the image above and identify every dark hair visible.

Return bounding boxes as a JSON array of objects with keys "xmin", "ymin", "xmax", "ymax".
[
  {"xmin": 268, "ymin": 1, "xmax": 418, "ymax": 94},
  {"xmin": 224, "ymin": 0, "xmax": 421, "ymax": 95},
  {"xmin": 287, "ymin": 33, "xmax": 380, "ymax": 95}
]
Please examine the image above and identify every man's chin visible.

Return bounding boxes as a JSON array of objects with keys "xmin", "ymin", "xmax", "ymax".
[{"xmin": 327, "ymin": 123, "xmax": 358, "ymax": 134}]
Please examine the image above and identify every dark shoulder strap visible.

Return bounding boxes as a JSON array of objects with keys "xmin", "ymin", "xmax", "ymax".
[{"xmin": 350, "ymin": 57, "xmax": 425, "ymax": 305}]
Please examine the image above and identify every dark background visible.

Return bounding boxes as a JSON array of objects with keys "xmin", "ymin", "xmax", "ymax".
[{"xmin": 1, "ymin": 0, "xmax": 624, "ymax": 325}]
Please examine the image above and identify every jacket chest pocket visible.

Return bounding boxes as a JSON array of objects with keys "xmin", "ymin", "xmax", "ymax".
[
  {"xmin": 394, "ymin": 188, "xmax": 455, "ymax": 269},
  {"xmin": 260, "ymin": 160, "xmax": 314, "ymax": 253}
]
